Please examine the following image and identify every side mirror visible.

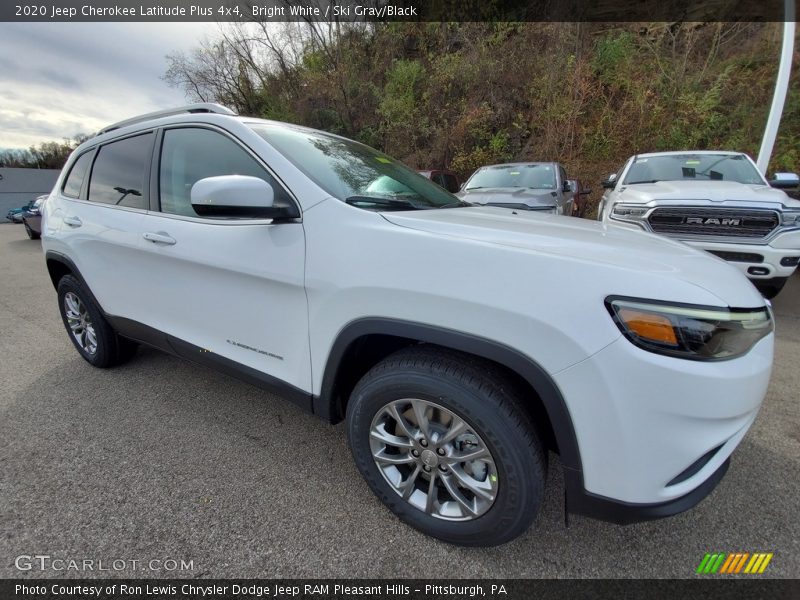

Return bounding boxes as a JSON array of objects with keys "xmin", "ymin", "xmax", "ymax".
[
  {"xmin": 768, "ymin": 172, "xmax": 800, "ymax": 190},
  {"xmin": 565, "ymin": 179, "xmax": 578, "ymax": 194},
  {"xmin": 601, "ymin": 173, "xmax": 617, "ymax": 189},
  {"xmin": 562, "ymin": 180, "xmax": 572, "ymax": 193},
  {"xmin": 190, "ymin": 175, "xmax": 297, "ymax": 219}
]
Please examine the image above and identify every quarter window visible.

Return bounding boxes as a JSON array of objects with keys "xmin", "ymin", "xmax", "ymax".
[
  {"xmin": 159, "ymin": 128, "xmax": 291, "ymax": 217},
  {"xmin": 88, "ymin": 134, "xmax": 153, "ymax": 209},
  {"xmin": 62, "ymin": 151, "xmax": 93, "ymax": 198}
]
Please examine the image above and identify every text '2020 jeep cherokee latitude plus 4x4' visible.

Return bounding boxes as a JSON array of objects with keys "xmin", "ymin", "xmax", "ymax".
[
  {"xmin": 42, "ymin": 105, "xmax": 774, "ymax": 546},
  {"xmin": 598, "ymin": 151, "xmax": 800, "ymax": 298}
]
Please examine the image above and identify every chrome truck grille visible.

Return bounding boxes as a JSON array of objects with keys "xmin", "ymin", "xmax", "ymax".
[{"xmin": 648, "ymin": 207, "xmax": 779, "ymax": 239}]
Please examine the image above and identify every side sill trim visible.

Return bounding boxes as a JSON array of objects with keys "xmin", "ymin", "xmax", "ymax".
[{"xmin": 105, "ymin": 316, "xmax": 312, "ymax": 412}]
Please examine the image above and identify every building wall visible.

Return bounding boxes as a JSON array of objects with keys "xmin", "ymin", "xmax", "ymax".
[{"xmin": 0, "ymin": 168, "xmax": 61, "ymax": 219}]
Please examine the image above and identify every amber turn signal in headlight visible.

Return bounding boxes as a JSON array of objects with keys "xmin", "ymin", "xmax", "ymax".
[{"xmin": 606, "ymin": 297, "xmax": 773, "ymax": 361}]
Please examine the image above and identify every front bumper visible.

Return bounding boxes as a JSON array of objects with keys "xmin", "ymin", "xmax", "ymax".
[
  {"xmin": 610, "ymin": 219, "xmax": 800, "ymax": 281},
  {"xmin": 554, "ymin": 332, "xmax": 772, "ymax": 513},
  {"xmin": 683, "ymin": 236, "xmax": 800, "ymax": 280}
]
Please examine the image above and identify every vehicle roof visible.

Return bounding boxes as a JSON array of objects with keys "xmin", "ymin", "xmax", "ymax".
[
  {"xmin": 634, "ymin": 150, "xmax": 746, "ymax": 158},
  {"xmin": 477, "ymin": 162, "xmax": 558, "ymax": 169}
]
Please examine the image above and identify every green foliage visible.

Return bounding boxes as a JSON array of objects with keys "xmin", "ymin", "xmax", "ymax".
[{"xmin": 165, "ymin": 22, "xmax": 800, "ymax": 210}]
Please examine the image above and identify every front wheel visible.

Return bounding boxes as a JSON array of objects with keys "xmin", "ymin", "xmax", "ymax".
[{"xmin": 346, "ymin": 347, "xmax": 546, "ymax": 546}]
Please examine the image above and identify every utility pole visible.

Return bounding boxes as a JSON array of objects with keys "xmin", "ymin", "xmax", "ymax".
[{"xmin": 756, "ymin": 0, "xmax": 796, "ymax": 174}]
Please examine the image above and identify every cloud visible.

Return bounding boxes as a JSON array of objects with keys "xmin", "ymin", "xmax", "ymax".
[{"xmin": 0, "ymin": 22, "xmax": 218, "ymax": 149}]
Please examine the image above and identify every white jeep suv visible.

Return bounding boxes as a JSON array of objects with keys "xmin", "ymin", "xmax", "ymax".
[
  {"xmin": 42, "ymin": 105, "xmax": 774, "ymax": 546},
  {"xmin": 598, "ymin": 151, "xmax": 800, "ymax": 298}
]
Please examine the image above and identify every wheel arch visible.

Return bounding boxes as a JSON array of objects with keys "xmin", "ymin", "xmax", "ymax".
[
  {"xmin": 45, "ymin": 251, "xmax": 105, "ymax": 312},
  {"xmin": 313, "ymin": 318, "xmax": 582, "ymax": 473}
]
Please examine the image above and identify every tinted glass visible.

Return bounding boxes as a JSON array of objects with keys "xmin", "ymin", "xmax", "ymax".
[
  {"xmin": 159, "ymin": 128, "xmax": 291, "ymax": 217},
  {"xmin": 62, "ymin": 151, "xmax": 93, "ymax": 198},
  {"xmin": 442, "ymin": 174, "xmax": 459, "ymax": 193},
  {"xmin": 88, "ymin": 134, "xmax": 152, "ymax": 208},
  {"xmin": 465, "ymin": 164, "xmax": 556, "ymax": 190},
  {"xmin": 623, "ymin": 154, "xmax": 765, "ymax": 185},
  {"xmin": 249, "ymin": 123, "xmax": 457, "ymax": 210}
]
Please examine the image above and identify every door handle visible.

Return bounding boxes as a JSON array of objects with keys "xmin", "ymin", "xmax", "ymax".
[
  {"xmin": 142, "ymin": 232, "xmax": 177, "ymax": 246},
  {"xmin": 63, "ymin": 216, "xmax": 82, "ymax": 227}
]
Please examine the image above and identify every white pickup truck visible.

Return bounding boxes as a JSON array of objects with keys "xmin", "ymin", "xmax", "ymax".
[{"xmin": 598, "ymin": 151, "xmax": 800, "ymax": 297}]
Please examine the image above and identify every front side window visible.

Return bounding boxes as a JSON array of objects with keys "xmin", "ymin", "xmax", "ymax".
[
  {"xmin": 88, "ymin": 134, "xmax": 153, "ymax": 209},
  {"xmin": 623, "ymin": 154, "xmax": 766, "ymax": 185},
  {"xmin": 465, "ymin": 164, "xmax": 556, "ymax": 191},
  {"xmin": 159, "ymin": 127, "xmax": 292, "ymax": 217},
  {"xmin": 249, "ymin": 123, "xmax": 458, "ymax": 210},
  {"xmin": 62, "ymin": 151, "xmax": 93, "ymax": 198},
  {"xmin": 441, "ymin": 174, "xmax": 460, "ymax": 193}
]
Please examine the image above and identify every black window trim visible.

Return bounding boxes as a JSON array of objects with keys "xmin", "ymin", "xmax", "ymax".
[
  {"xmin": 151, "ymin": 123, "xmax": 302, "ymax": 224},
  {"xmin": 82, "ymin": 129, "xmax": 157, "ymax": 212},
  {"xmin": 61, "ymin": 148, "xmax": 96, "ymax": 200}
]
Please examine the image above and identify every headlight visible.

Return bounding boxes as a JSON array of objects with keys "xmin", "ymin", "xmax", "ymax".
[
  {"xmin": 606, "ymin": 297, "xmax": 773, "ymax": 360},
  {"xmin": 781, "ymin": 210, "xmax": 800, "ymax": 226},
  {"xmin": 611, "ymin": 204, "xmax": 648, "ymax": 222}
]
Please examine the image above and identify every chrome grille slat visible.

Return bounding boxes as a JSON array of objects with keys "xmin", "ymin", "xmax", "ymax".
[{"xmin": 647, "ymin": 207, "xmax": 779, "ymax": 239}]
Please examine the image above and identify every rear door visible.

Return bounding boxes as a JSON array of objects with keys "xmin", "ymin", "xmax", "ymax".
[
  {"xmin": 135, "ymin": 125, "xmax": 311, "ymax": 394},
  {"xmin": 55, "ymin": 132, "xmax": 154, "ymax": 319}
]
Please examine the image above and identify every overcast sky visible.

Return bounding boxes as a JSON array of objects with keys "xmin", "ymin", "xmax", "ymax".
[{"xmin": 0, "ymin": 22, "xmax": 218, "ymax": 149}]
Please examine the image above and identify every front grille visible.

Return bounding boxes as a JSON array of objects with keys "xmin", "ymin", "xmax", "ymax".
[{"xmin": 648, "ymin": 207, "xmax": 779, "ymax": 239}]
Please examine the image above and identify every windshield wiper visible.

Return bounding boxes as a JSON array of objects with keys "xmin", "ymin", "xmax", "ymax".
[
  {"xmin": 626, "ymin": 180, "xmax": 660, "ymax": 185},
  {"xmin": 436, "ymin": 200, "xmax": 473, "ymax": 208},
  {"xmin": 345, "ymin": 196, "xmax": 427, "ymax": 210}
]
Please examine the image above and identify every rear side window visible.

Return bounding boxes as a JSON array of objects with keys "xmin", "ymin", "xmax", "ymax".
[
  {"xmin": 62, "ymin": 152, "xmax": 93, "ymax": 198},
  {"xmin": 88, "ymin": 133, "xmax": 153, "ymax": 209},
  {"xmin": 159, "ymin": 127, "xmax": 292, "ymax": 217}
]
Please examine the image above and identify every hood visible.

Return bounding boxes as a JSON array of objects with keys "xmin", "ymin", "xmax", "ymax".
[
  {"xmin": 381, "ymin": 206, "xmax": 766, "ymax": 307},
  {"xmin": 457, "ymin": 187, "xmax": 557, "ymax": 210},
  {"xmin": 615, "ymin": 180, "xmax": 799, "ymax": 207}
]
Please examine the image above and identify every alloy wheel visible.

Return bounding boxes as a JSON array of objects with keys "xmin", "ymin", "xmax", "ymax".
[
  {"xmin": 369, "ymin": 398, "xmax": 498, "ymax": 520},
  {"xmin": 64, "ymin": 292, "xmax": 97, "ymax": 355}
]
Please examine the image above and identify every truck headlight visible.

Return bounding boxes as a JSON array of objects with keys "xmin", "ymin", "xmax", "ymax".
[
  {"xmin": 606, "ymin": 297, "xmax": 773, "ymax": 360},
  {"xmin": 781, "ymin": 210, "xmax": 800, "ymax": 226},
  {"xmin": 610, "ymin": 204, "xmax": 648, "ymax": 222}
]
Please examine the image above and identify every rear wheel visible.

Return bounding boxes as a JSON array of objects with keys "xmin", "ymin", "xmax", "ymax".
[
  {"xmin": 57, "ymin": 275, "xmax": 137, "ymax": 367},
  {"xmin": 346, "ymin": 346, "xmax": 546, "ymax": 546}
]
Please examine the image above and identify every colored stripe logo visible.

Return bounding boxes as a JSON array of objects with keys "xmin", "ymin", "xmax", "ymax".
[{"xmin": 696, "ymin": 552, "xmax": 773, "ymax": 574}]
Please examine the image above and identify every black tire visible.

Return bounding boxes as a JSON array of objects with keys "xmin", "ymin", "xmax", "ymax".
[
  {"xmin": 754, "ymin": 277, "xmax": 788, "ymax": 300},
  {"xmin": 346, "ymin": 346, "xmax": 546, "ymax": 547},
  {"xmin": 24, "ymin": 222, "xmax": 39, "ymax": 239},
  {"xmin": 56, "ymin": 275, "xmax": 137, "ymax": 368}
]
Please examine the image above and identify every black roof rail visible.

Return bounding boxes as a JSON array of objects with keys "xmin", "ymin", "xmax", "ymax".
[{"xmin": 98, "ymin": 103, "xmax": 237, "ymax": 135}]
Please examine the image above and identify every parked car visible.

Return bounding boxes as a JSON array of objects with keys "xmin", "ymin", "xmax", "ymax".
[
  {"xmin": 598, "ymin": 151, "xmax": 800, "ymax": 298},
  {"xmin": 457, "ymin": 162, "xmax": 577, "ymax": 215},
  {"xmin": 43, "ymin": 105, "xmax": 773, "ymax": 546},
  {"xmin": 567, "ymin": 179, "xmax": 592, "ymax": 217},
  {"xmin": 418, "ymin": 169, "xmax": 460, "ymax": 193},
  {"xmin": 22, "ymin": 194, "xmax": 48, "ymax": 239},
  {"xmin": 6, "ymin": 198, "xmax": 37, "ymax": 223}
]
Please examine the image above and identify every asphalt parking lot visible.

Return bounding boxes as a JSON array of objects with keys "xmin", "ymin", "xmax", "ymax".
[{"xmin": 1, "ymin": 222, "xmax": 798, "ymax": 579}]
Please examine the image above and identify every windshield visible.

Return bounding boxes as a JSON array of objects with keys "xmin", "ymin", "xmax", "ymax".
[
  {"xmin": 465, "ymin": 164, "xmax": 556, "ymax": 190},
  {"xmin": 623, "ymin": 154, "xmax": 765, "ymax": 185},
  {"xmin": 248, "ymin": 123, "xmax": 460, "ymax": 210}
]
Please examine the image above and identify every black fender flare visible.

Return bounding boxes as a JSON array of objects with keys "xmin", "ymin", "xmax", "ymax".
[{"xmin": 314, "ymin": 317, "xmax": 583, "ymax": 474}]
